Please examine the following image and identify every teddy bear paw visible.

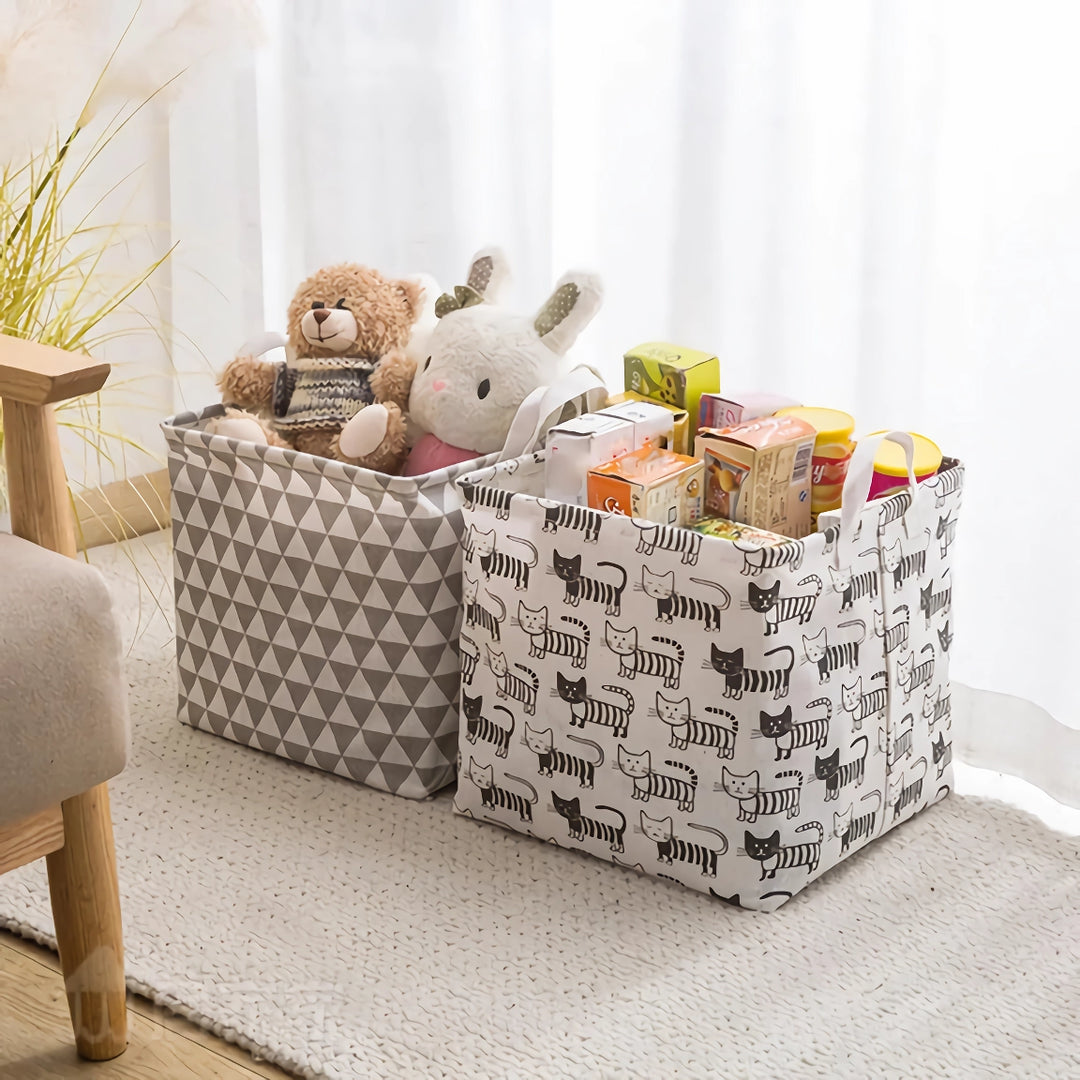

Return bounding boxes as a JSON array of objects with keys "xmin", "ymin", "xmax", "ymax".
[
  {"xmin": 206, "ymin": 415, "xmax": 270, "ymax": 445},
  {"xmin": 339, "ymin": 404, "xmax": 391, "ymax": 459}
]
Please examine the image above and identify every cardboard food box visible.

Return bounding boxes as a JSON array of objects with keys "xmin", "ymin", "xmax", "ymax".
[
  {"xmin": 693, "ymin": 517, "xmax": 797, "ymax": 545},
  {"xmin": 587, "ymin": 447, "xmax": 704, "ymax": 526},
  {"xmin": 545, "ymin": 413, "xmax": 636, "ymax": 505},
  {"xmin": 623, "ymin": 342, "xmax": 720, "ymax": 451},
  {"xmin": 696, "ymin": 415, "xmax": 816, "ymax": 538},
  {"xmin": 597, "ymin": 398, "xmax": 677, "ymax": 452},
  {"xmin": 604, "ymin": 391, "xmax": 690, "ymax": 454},
  {"xmin": 698, "ymin": 391, "xmax": 802, "ymax": 431}
]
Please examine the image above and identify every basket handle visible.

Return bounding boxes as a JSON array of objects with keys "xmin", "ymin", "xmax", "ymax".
[
  {"xmin": 498, "ymin": 365, "xmax": 609, "ymax": 461},
  {"xmin": 836, "ymin": 430, "xmax": 918, "ymax": 563}
]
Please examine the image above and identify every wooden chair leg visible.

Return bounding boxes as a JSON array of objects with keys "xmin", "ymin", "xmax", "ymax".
[{"xmin": 45, "ymin": 783, "xmax": 127, "ymax": 1060}]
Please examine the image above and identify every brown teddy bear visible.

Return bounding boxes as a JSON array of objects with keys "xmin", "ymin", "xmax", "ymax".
[{"xmin": 215, "ymin": 263, "xmax": 428, "ymax": 471}]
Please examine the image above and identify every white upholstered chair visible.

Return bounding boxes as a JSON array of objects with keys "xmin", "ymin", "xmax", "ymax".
[{"xmin": 0, "ymin": 335, "xmax": 130, "ymax": 1060}]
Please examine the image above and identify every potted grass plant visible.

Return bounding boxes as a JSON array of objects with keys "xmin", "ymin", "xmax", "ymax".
[{"xmin": 0, "ymin": 0, "xmax": 258, "ymax": 543}]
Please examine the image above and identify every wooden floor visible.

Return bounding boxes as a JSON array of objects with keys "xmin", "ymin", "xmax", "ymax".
[{"xmin": 0, "ymin": 931, "xmax": 294, "ymax": 1079}]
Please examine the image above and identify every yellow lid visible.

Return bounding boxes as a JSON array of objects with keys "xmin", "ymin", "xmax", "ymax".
[
  {"xmin": 775, "ymin": 406, "xmax": 855, "ymax": 440},
  {"xmin": 866, "ymin": 431, "xmax": 942, "ymax": 476}
]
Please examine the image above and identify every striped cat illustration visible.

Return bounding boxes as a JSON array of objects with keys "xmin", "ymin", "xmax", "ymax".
[
  {"xmin": 606, "ymin": 624, "xmax": 685, "ymax": 690},
  {"xmin": 877, "ymin": 490, "xmax": 912, "ymax": 530},
  {"xmin": 756, "ymin": 699, "xmax": 830, "ymax": 761},
  {"xmin": 887, "ymin": 757, "xmax": 928, "ymax": 821},
  {"xmin": 516, "ymin": 602, "xmax": 589, "ymax": 668},
  {"xmin": 556, "ymin": 673, "xmax": 634, "ymax": 738},
  {"xmin": 936, "ymin": 513, "xmax": 957, "ymax": 557},
  {"xmin": 828, "ymin": 560, "xmax": 879, "ymax": 612},
  {"xmin": 460, "ymin": 634, "xmax": 480, "ymax": 685},
  {"xmin": 640, "ymin": 812, "xmax": 729, "ymax": 876},
  {"xmin": 462, "ymin": 576, "xmax": 506, "ymax": 640},
  {"xmin": 523, "ymin": 724, "xmax": 603, "ymax": 788},
  {"xmin": 617, "ymin": 747, "xmax": 698, "ymax": 812},
  {"xmin": 462, "ymin": 696, "xmax": 515, "ymax": 759},
  {"xmin": 938, "ymin": 621, "xmax": 953, "ymax": 653},
  {"xmin": 459, "ymin": 477, "xmax": 515, "ymax": 521},
  {"xmin": 466, "ymin": 758, "xmax": 537, "ymax": 822},
  {"xmin": 653, "ymin": 694, "xmax": 738, "ymax": 758},
  {"xmin": 743, "ymin": 821, "xmax": 823, "ymax": 880},
  {"xmin": 718, "ymin": 767, "xmax": 802, "ymax": 823},
  {"xmin": 471, "ymin": 528, "xmax": 538, "ymax": 590},
  {"xmin": 552, "ymin": 551, "xmax": 628, "ymax": 616},
  {"xmin": 552, "ymin": 794, "xmax": 626, "ymax": 852},
  {"xmin": 633, "ymin": 520, "xmax": 702, "ymax": 565},
  {"xmin": 802, "ymin": 620, "xmax": 864, "ymax": 682},
  {"xmin": 878, "ymin": 713, "xmax": 914, "ymax": 767},
  {"xmin": 734, "ymin": 538, "xmax": 805, "ymax": 577},
  {"xmin": 919, "ymin": 577, "xmax": 951, "ymax": 627},
  {"xmin": 814, "ymin": 735, "xmax": 869, "ymax": 802},
  {"xmin": 883, "ymin": 529, "xmax": 929, "ymax": 587},
  {"xmin": 932, "ymin": 734, "xmax": 953, "ymax": 779},
  {"xmin": 934, "ymin": 466, "xmax": 962, "ymax": 506},
  {"xmin": 745, "ymin": 575, "xmax": 821, "ymax": 636},
  {"xmin": 485, "ymin": 647, "xmax": 539, "ymax": 715},
  {"xmin": 923, "ymin": 687, "xmax": 952, "ymax": 730},
  {"xmin": 640, "ymin": 567, "xmax": 730, "ymax": 630},
  {"xmin": 873, "ymin": 604, "xmax": 909, "ymax": 655},
  {"xmin": 897, "ymin": 643, "xmax": 935, "ymax": 703},
  {"xmin": 537, "ymin": 500, "xmax": 604, "ymax": 543},
  {"xmin": 840, "ymin": 673, "xmax": 888, "ymax": 730},
  {"xmin": 820, "ymin": 523, "xmax": 840, "ymax": 555},
  {"xmin": 833, "ymin": 791, "xmax": 882, "ymax": 854},
  {"xmin": 708, "ymin": 644, "xmax": 794, "ymax": 701}
]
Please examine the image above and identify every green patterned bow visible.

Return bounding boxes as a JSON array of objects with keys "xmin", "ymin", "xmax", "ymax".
[{"xmin": 434, "ymin": 283, "xmax": 484, "ymax": 319}]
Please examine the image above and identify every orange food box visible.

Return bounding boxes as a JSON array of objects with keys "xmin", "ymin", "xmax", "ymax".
[
  {"xmin": 587, "ymin": 447, "xmax": 704, "ymax": 526},
  {"xmin": 696, "ymin": 415, "xmax": 816, "ymax": 538}
]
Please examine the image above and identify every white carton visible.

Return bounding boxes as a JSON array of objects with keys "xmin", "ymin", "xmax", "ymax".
[
  {"xmin": 597, "ymin": 399, "xmax": 677, "ymax": 452},
  {"xmin": 545, "ymin": 413, "xmax": 636, "ymax": 505}
]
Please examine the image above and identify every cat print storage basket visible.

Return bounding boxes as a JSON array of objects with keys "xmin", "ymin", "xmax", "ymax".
[{"xmin": 452, "ymin": 432, "xmax": 963, "ymax": 910}]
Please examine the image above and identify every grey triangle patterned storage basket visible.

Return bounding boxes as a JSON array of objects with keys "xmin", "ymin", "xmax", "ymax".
[{"xmin": 162, "ymin": 404, "xmax": 497, "ymax": 799}]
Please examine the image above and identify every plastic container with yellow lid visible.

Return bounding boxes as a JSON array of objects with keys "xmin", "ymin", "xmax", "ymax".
[
  {"xmin": 774, "ymin": 406, "xmax": 856, "ymax": 516},
  {"xmin": 865, "ymin": 430, "xmax": 942, "ymax": 500}
]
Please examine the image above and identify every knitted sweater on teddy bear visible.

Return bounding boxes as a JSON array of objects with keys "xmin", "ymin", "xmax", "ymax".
[{"xmin": 271, "ymin": 356, "xmax": 376, "ymax": 434}]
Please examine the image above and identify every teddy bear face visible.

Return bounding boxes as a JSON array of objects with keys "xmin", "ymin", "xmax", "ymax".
[
  {"xmin": 409, "ymin": 305, "xmax": 554, "ymax": 455},
  {"xmin": 286, "ymin": 263, "xmax": 421, "ymax": 359}
]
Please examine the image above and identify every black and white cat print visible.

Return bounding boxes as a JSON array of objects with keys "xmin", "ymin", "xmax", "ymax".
[{"xmin": 452, "ymin": 452, "xmax": 962, "ymax": 911}]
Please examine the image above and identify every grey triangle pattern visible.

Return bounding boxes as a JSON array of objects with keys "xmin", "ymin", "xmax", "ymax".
[{"xmin": 164, "ymin": 406, "xmax": 473, "ymax": 801}]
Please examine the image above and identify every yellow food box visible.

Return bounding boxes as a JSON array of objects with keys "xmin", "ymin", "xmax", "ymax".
[
  {"xmin": 696, "ymin": 415, "xmax": 816, "ymax": 539},
  {"xmin": 605, "ymin": 390, "xmax": 690, "ymax": 454},
  {"xmin": 587, "ymin": 446, "xmax": 704, "ymax": 526},
  {"xmin": 622, "ymin": 342, "xmax": 720, "ymax": 452}
]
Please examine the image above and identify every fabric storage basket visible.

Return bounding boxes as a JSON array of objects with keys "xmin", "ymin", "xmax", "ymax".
[
  {"xmin": 162, "ymin": 404, "xmax": 499, "ymax": 799},
  {"xmin": 452, "ymin": 433, "xmax": 964, "ymax": 910}
]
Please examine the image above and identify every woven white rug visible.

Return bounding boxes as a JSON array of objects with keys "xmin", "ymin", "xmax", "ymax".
[{"xmin": 1, "ymin": 532, "xmax": 1078, "ymax": 1080}]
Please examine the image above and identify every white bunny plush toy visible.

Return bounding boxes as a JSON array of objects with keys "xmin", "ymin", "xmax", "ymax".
[{"xmin": 338, "ymin": 247, "xmax": 604, "ymax": 476}]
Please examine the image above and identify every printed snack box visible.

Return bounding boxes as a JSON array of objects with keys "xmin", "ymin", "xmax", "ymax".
[
  {"xmin": 696, "ymin": 415, "xmax": 815, "ymax": 538},
  {"xmin": 699, "ymin": 390, "xmax": 802, "ymax": 430},
  {"xmin": 622, "ymin": 342, "xmax": 720, "ymax": 451},
  {"xmin": 587, "ymin": 446, "xmax": 704, "ymax": 526},
  {"xmin": 693, "ymin": 517, "xmax": 796, "ymax": 545},
  {"xmin": 545, "ymin": 413, "xmax": 636, "ymax": 505},
  {"xmin": 604, "ymin": 391, "xmax": 690, "ymax": 454}
]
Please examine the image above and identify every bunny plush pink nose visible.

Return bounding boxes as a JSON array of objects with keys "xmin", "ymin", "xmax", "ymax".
[{"xmin": 431, "ymin": 379, "xmax": 447, "ymax": 392}]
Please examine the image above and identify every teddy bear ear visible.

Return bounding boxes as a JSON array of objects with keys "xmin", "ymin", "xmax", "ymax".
[
  {"xmin": 394, "ymin": 276, "xmax": 423, "ymax": 315},
  {"xmin": 465, "ymin": 246, "xmax": 511, "ymax": 303},
  {"xmin": 533, "ymin": 271, "xmax": 604, "ymax": 356}
]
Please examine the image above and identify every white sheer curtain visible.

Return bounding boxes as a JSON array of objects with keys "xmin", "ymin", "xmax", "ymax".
[{"xmin": 166, "ymin": 0, "xmax": 1079, "ymax": 771}]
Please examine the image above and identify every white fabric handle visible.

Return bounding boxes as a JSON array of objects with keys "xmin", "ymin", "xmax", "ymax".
[
  {"xmin": 498, "ymin": 365, "xmax": 610, "ymax": 462},
  {"xmin": 236, "ymin": 330, "xmax": 292, "ymax": 360},
  {"xmin": 836, "ymin": 430, "xmax": 917, "ymax": 562}
]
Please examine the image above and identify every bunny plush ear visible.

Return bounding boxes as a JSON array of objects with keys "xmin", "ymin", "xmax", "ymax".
[
  {"xmin": 465, "ymin": 246, "xmax": 511, "ymax": 303},
  {"xmin": 533, "ymin": 271, "xmax": 603, "ymax": 356}
]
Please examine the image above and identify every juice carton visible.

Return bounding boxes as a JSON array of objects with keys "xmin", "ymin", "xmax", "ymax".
[
  {"xmin": 699, "ymin": 391, "xmax": 802, "ymax": 431},
  {"xmin": 696, "ymin": 415, "xmax": 816, "ymax": 538},
  {"xmin": 604, "ymin": 391, "xmax": 690, "ymax": 453},
  {"xmin": 545, "ymin": 413, "xmax": 636, "ymax": 505},
  {"xmin": 623, "ymin": 342, "xmax": 720, "ymax": 451},
  {"xmin": 597, "ymin": 399, "xmax": 677, "ymax": 452},
  {"xmin": 587, "ymin": 447, "xmax": 704, "ymax": 526}
]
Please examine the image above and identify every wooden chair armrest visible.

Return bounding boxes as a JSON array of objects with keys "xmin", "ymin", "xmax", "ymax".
[{"xmin": 0, "ymin": 335, "xmax": 109, "ymax": 406}]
